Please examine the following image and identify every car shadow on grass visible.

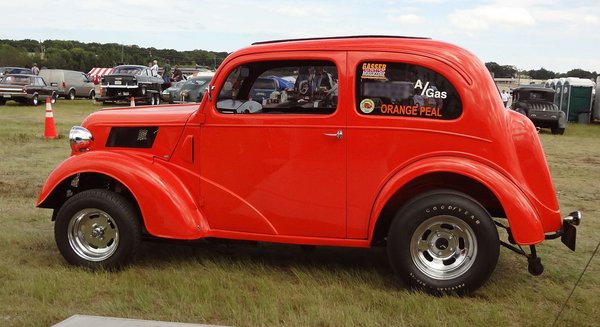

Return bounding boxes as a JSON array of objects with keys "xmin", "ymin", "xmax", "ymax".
[{"xmin": 136, "ymin": 238, "xmax": 401, "ymax": 289}]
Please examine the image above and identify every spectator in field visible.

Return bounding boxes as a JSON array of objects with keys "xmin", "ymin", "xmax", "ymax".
[
  {"xmin": 150, "ymin": 60, "xmax": 159, "ymax": 77},
  {"xmin": 163, "ymin": 59, "xmax": 171, "ymax": 83},
  {"xmin": 172, "ymin": 65, "xmax": 183, "ymax": 82},
  {"xmin": 501, "ymin": 90, "xmax": 510, "ymax": 107},
  {"xmin": 31, "ymin": 63, "xmax": 40, "ymax": 75}
]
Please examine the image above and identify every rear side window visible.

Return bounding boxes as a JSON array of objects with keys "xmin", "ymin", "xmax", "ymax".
[
  {"xmin": 216, "ymin": 60, "xmax": 338, "ymax": 115},
  {"xmin": 356, "ymin": 62, "xmax": 462, "ymax": 120}
]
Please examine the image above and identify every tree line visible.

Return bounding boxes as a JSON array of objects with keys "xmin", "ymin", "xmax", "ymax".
[
  {"xmin": 485, "ymin": 62, "xmax": 598, "ymax": 81},
  {"xmin": 0, "ymin": 39, "xmax": 229, "ymax": 73}
]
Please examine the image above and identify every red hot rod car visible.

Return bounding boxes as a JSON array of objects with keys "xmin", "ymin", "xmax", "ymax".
[{"xmin": 38, "ymin": 36, "xmax": 580, "ymax": 294}]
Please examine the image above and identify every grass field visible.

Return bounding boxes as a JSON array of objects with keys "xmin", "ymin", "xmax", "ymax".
[{"xmin": 1, "ymin": 100, "xmax": 598, "ymax": 326}]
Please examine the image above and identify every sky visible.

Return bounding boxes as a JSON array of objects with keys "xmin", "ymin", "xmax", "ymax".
[{"xmin": 1, "ymin": 0, "xmax": 599, "ymax": 73}]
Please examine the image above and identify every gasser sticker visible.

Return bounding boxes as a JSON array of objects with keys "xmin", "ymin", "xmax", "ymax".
[
  {"xmin": 361, "ymin": 63, "xmax": 387, "ymax": 80},
  {"xmin": 360, "ymin": 98, "xmax": 375, "ymax": 114}
]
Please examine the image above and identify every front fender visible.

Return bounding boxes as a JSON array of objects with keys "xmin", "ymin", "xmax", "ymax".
[
  {"xmin": 37, "ymin": 151, "xmax": 206, "ymax": 240},
  {"xmin": 370, "ymin": 156, "xmax": 545, "ymax": 245}
]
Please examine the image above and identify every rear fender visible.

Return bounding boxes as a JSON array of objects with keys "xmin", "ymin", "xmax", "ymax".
[
  {"xmin": 370, "ymin": 156, "xmax": 545, "ymax": 245},
  {"xmin": 37, "ymin": 151, "xmax": 206, "ymax": 240}
]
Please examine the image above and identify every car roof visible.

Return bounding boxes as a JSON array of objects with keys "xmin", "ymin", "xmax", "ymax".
[
  {"xmin": 2, "ymin": 74, "xmax": 35, "ymax": 77},
  {"xmin": 231, "ymin": 36, "xmax": 476, "ymax": 85},
  {"xmin": 513, "ymin": 85, "xmax": 555, "ymax": 93},
  {"xmin": 114, "ymin": 65, "xmax": 148, "ymax": 69}
]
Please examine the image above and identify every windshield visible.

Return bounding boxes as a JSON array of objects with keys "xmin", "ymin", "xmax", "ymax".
[
  {"xmin": 180, "ymin": 77, "xmax": 210, "ymax": 91},
  {"xmin": 112, "ymin": 67, "xmax": 143, "ymax": 75},
  {"xmin": 0, "ymin": 75, "xmax": 31, "ymax": 85}
]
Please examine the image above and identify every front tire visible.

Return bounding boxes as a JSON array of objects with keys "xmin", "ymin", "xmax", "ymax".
[
  {"xmin": 68, "ymin": 89, "xmax": 76, "ymax": 100},
  {"xmin": 54, "ymin": 189, "xmax": 141, "ymax": 269},
  {"xmin": 387, "ymin": 190, "xmax": 499, "ymax": 295}
]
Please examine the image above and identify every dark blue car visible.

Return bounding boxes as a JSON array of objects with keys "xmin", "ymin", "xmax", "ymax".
[{"xmin": 250, "ymin": 76, "xmax": 294, "ymax": 102}]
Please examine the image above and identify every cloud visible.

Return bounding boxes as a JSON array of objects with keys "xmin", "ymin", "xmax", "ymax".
[
  {"xmin": 387, "ymin": 14, "xmax": 424, "ymax": 24},
  {"xmin": 448, "ymin": 5, "xmax": 536, "ymax": 32}
]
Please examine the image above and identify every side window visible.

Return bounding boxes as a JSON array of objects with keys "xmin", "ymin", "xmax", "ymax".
[
  {"xmin": 356, "ymin": 62, "xmax": 462, "ymax": 120},
  {"xmin": 216, "ymin": 60, "xmax": 338, "ymax": 115}
]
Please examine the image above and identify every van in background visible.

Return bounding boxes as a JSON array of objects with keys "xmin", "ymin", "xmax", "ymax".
[{"xmin": 38, "ymin": 69, "xmax": 95, "ymax": 100}]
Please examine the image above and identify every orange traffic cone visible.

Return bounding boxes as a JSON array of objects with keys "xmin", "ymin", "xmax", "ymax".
[
  {"xmin": 44, "ymin": 97, "xmax": 57, "ymax": 139},
  {"xmin": 130, "ymin": 97, "xmax": 135, "ymax": 107}
]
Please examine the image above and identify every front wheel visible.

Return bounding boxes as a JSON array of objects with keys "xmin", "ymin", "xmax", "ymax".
[
  {"xmin": 387, "ymin": 190, "xmax": 499, "ymax": 295},
  {"xmin": 54, "ymin": 189, "xmax": 141, "ymax": 269}
]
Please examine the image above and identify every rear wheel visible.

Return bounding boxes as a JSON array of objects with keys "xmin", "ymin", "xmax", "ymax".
[
  {"xmin": 68, "ymin": 89, "xmax": 76, "ymax": 100},
  {"xmin": 54, "ymin": 189, "xmax": 141, "ymax": 269},
  {"xmin": 31, "ymin": 95, "xmax": 39, "ymax": 106},
  {"xmin": 551, "ymin": 126, "xmax": 565, "ymax": 135},
  {"xmin": 387, "ymin": 190, "xmax": 499, "ymax": 295}
]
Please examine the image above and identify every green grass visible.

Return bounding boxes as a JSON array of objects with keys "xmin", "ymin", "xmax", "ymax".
[{"xmin": 1, "ymin": 100, "xmax": 599, "ymax": 326}]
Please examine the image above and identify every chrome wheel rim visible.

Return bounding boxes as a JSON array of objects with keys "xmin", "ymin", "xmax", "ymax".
[
  {"xmin": 67, "ymin": 208, "xmax": 119, "ymax": 261},
  {"xmin": 410, "ymin": 215, "xmax": 477, "ymax": 280}
]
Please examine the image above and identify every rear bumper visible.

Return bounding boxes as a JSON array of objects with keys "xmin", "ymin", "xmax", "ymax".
[
  {"xmin": 0, "ymin": 91, "xmax": 30, "ymax": 100},
  {"xmin": 545, "ymin": 211, "xmax": 581, "ymax": 251}
]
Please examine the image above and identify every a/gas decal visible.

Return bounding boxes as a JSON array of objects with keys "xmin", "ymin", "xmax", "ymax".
[{"xmin": 360, "ymin": 98, "xmax": 375, "ymax": 113}]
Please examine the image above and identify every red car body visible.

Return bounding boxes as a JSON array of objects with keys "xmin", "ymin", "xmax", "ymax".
[{"xmin": 38, "ymin": 36, "xmax": 579, "ymax": 294}]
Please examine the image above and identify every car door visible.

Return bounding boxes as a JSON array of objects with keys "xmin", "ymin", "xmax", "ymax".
[{"xmin": 199, "ymin": 53, "xmax": 347, "ymax": 238}]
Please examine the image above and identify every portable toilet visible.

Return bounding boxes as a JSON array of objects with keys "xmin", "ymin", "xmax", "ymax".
[
  {"xmin": 562, "ymin": 77, "xmax": 594, "ymax": 123},
  {"xmin": 593, "ymin": 76, "xmax": 600, "ymax": 121},
  {"xmin": 554, "ymin": 78, "xmax": 566, "ymax": 109},
  {"xmin": 545, "ymin": 78, "xmax": 558, "ymax": 90}
]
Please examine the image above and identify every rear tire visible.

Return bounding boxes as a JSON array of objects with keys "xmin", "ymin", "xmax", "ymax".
[
  {"xmin": 387, "ymin": 189, "xmax": 499, "ymax": 295},
  {"xmin": 31, "ymin": 95, "xmax": 39, "ymax": 106},
  {"xmin": 54, "ymin": 189, "xmax": 141, "ymax": 269},
  {"xmin": 551, "ymin": 126, "xmax": 565, "ymax": 135},
  {"xmin": 68, "ymin": 89, "xmax": 76, "ymax": 100}
]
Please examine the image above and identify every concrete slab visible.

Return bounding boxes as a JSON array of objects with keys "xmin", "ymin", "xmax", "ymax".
[{"xmin": 53, "ymin": 315, "xmax": 228, "ymax": 327}]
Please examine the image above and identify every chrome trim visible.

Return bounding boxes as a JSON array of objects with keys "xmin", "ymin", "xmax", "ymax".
[
  {"xmin": 69, "ymin": 126, "xmax": 94, "ymax": 152},
  {"xmin": 324, "ymin": 130, "xmax": 343, "ymax": 140},
  {"xmin": 101, "ymin": 85, "xmax": 140, "ymax": 89}
]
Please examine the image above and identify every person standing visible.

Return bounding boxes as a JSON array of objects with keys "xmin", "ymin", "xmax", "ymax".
[
  {"xmin": 31, "ymin": 63, "xmax": 40, "ymax": 75},
  {"xmin": 172, "ymin": 64, "xmax": 182, "ymax": 82},
  {"xmin": 501, "ymin": 90, "xmax": 510, "ymax": 108},
  {"xmin": 150, "ymin": 60, "xmax": 159, "ymax": 77},
  {"xmin": 162, "ymin": 59, "xmax": 172, "ymax": 83}
]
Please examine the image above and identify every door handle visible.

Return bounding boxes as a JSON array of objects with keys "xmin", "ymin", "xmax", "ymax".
[{"xmin": 324, "ymin": 130, "xmax": 343, "ymax": 140}]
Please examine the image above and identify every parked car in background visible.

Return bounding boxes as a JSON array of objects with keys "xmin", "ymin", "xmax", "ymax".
[
  {"xmin": 97, "ymin": 65, "xmax": 164, "ymax": 105},
  {"xmin": 38, "ymin": 69, "xmax": 95, "ymax": 100},
  {"xmin": 0, "ymin": 67, "xmax": 32, "ymax": 76},
  {"xmin": 250, "ymin": 76, "xmax": 295, "ymax": 102},
  {"xmin": 161, "ymin": 80, "xmax": 186, "ymax": 103},
  {"xmin": 511, "ymin": 85, "xmax": 566, "ymax": 134},
  {"xmin": 0, "ymin": 74, "xmax": 57, "ymax": 106},
  {"xmin": 179, "ymin": 76, "xmax": 212, "ymax": 103}
]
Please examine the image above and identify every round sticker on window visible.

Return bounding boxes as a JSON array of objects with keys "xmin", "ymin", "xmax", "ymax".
[{"xmin": 360, "ymin": 99, "xmax": 375, "ymax": 114}]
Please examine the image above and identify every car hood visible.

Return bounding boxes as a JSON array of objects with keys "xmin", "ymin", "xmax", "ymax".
[
  {"xmin": 78, "ymin": 104, "xmax": 199, "ymax": 158},
  {"xmin": 83, "ymin": 103, "xmax": 198, "ymax": 126}
]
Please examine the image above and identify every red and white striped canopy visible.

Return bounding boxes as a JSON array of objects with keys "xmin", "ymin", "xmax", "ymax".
[{"xmin": 87, "ymin": 67, "xmax": 114, "ymax": 78}]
